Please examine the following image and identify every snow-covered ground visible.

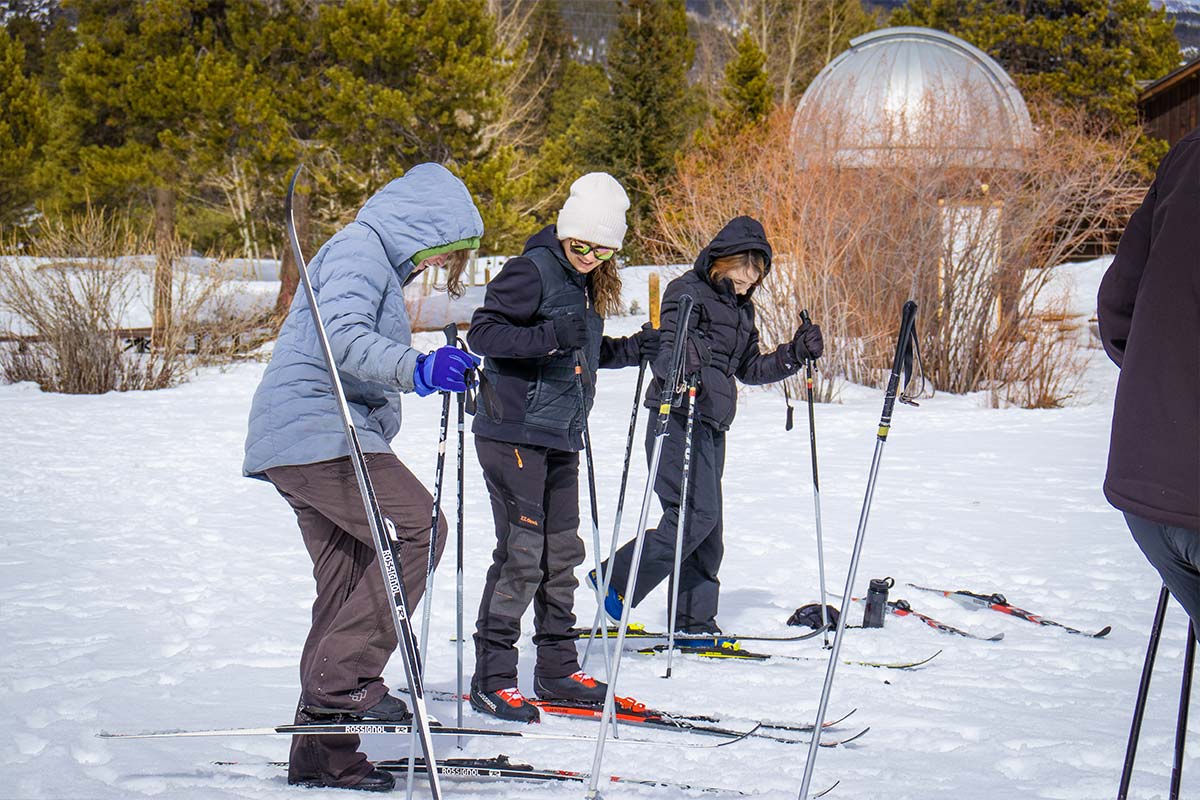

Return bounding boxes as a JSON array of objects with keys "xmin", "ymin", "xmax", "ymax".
[{"xmin": 0, "ymin": 259, "xmax": 1191, "ymax": 800}]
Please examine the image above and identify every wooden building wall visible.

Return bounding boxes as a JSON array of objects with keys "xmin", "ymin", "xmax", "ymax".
[{"xmin": 1139, "ymin": 61, "xmax": 1200, "ymax": 147}]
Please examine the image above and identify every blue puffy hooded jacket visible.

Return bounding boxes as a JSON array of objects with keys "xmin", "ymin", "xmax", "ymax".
[{"xmin": 243, "ymin": 163, "xmax": 483, "ymax": 477}]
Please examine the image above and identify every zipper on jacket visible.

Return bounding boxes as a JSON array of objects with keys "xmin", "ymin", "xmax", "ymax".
[{"xmin": 513, "ymin": 447, "xmax": 524, "ymax": 469}]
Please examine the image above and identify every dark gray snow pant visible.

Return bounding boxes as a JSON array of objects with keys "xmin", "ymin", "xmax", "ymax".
[
  {"xmin": 605, "ymin": 411, "xmax": 726, "ymax": 633},
  {"xmin": 1127, "ymin": 511, "xmax": 1200, "ymax": 639},
  {"xmin": 266, "ymin": 453, "xmax": 446, "ymax": 786},
  {"xmin": 473, "ymin": 437, "xmax": 586, "ymax": 692}
]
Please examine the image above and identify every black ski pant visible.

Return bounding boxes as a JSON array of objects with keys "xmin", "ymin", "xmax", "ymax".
[
  {"xmin": 1127, "ymin": 511, "xmax": 1200, "ymax": 640},
  {"xmin": 266, "ymin": 453, "xmax": 446, "ymax": 786},
  {"xmin": 473, "ymin": 437, "xmax": 586, "ymax": 692},
  {"xmin": 605, "ymin": 411, "xmax": 726, "ymax": 633}
]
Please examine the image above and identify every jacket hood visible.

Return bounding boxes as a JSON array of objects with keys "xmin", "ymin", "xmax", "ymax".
[
  {"xmin": 522, "ymin": 224, "xmax": 580, "ymax": 279},
  {"xmin": 693, "ymin": 216, "xmax": 774, "ymax": 297},
  {"xmin": 523, "ymin": 224, "xmax": 569, "ymax": 260},
  {"xmin": 356, "ymin": 163, "xmax": 484, "ymax": 281}
]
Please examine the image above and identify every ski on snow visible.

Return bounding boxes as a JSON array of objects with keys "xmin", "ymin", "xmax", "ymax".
[
  {"xmin": 412, "ymin": 690, "xmax": 865, "ymax": 746},
  {"xmin": 846, "ymin": 595, "xmax": 1005, "ymax": 641},
  {"xmin": 216, "ymin": 754, "xmax": 840, "ymax": 797},
  {"xmin": 886, "ymin": 599, "xmax": 1006, "ymax": 641},
  {"xmin": 906, "ymin": 583, "xmax": 1112, "ymax": 638},
  {"xmin": 634, "ymin": 642, "xmax": 941, "ymax": 670},
  {"xmin": 98, "ymin": 720, "xmax": 745, "ymax": 748},
  {"xmin": 570, "ymin": 622, "xmax": 829, "ymax": 643}
]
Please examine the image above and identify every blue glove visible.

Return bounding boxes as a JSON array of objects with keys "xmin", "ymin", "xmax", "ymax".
[{"xmin": 412, "ymin": 346, "xmax": 480, "ymax": 396}]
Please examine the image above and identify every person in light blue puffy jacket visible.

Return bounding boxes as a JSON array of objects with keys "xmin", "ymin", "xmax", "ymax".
[{"xmin": 244, "ymin": 163, "xmax": 482, "ymax": 793}]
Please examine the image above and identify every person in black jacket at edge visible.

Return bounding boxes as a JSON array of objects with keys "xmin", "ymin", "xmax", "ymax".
[
  {"xmin": 595, "ymin": 216, "xmax": 823, "ymax": 648},
  {"xmin": 1097, "ymin": 128, "xmax": 1200, "ymax": 632},
  {"xmin": 466, "ymin": 173, "xmax": 660, "ymax": 722}
]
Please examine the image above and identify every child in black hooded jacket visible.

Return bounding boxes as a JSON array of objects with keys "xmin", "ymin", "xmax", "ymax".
[{"xmin": 597, "ymin": 216, "xmax": 823, "ymax": 641}]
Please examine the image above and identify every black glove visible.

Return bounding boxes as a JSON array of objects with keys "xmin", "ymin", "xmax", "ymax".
[
  {"xmin": 552, "ymin": 313, "xmax": 588, "ymax": 350},
  {"xmin": 635, "ymin": 322, "xmax": 661, "ymax": 362},
  {"xmin": 790, "ymin": 320, "xmax": 824, "ymax": 361}
]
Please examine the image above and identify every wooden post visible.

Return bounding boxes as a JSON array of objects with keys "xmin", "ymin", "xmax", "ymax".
[
  {"xmin": 648, "ymin": 272, "xmax": 661, "ymax": 328},
  {"xmin": 276, "ymin": 170, "xmax": 309, "ymax": 316},
  {"xmin": 152, "ymin": 186, "xmax": 175, "ymax": 349}
]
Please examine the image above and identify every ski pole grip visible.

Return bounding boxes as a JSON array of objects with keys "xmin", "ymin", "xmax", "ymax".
[
  {"xmin": 799, "ymin": 309, "xmax": 814, "ymax": 370},
  {"xmin": 657, "ymin": 295, "xmax": 695, "ymax": 415},
  {"xmin": 878, "ymin": 301, "xmax": 918, "ymax": 438},
  {"xmin": 649, "ymin": 273, "xmax": 661, "ymax": 329},
  {"xmin": 442, "ymin": 323, "xmax": 457, "ymax": 347}
]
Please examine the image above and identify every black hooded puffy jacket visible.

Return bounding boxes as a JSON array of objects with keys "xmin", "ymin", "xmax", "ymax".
[{"xmin": 644, "ymin": 216, "xmax": 801, "ymax": 430}]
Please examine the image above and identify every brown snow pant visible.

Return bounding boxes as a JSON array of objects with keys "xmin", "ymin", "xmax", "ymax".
[{"xmin": 266, "ymin": 452, "xmax": 447, "ymax": 787}]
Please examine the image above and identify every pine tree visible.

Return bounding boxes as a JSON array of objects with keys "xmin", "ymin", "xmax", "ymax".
[
  {"xmin": 718, "ymin": 28, "xmax": 773, "ymax": 133},
  {"xmin": 311, "ymin": 0, "xmax": 511, "ymax": 250},
  {"xmin": 48, "ymin": 0, "xmax": 287, "ymax": 337},
  {"xmin": 892, "ymin": 0, "xmax": 1179, "ymax": 129},
  {"xmin": 0, "ymin": 25, "xmax": 47, "ymax": 229},
  {"xmin": 525, "ymin": 60, "xmax": 610, "ymax": 231},
  {"xmin": 737, "ymin": 0, "xmax": 876, "ymax": 109},
  {"xmin": 594, "ymin": 0, "xmax": 699, "ymax": 252}
]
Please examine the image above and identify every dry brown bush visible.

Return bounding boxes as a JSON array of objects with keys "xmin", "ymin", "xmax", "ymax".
[
  {"xmin": 653, "ymin": 101, "xmax": 1140, "ymax": 406},
  {"xmin": 0, "ymin": 207, "xmax": 273, "ymax": 394}
]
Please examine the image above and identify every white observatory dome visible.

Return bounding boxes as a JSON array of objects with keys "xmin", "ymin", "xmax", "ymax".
[{"xmin": 792, "ymin": 27, "xmax": 1034, "ymax": 169}]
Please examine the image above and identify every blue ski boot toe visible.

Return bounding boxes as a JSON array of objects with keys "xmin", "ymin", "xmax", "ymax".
[{"xmin": 587, "ymin": 569, "xmax": 625, "ymax": 623}]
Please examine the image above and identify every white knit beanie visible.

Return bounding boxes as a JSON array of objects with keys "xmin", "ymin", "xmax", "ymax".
[{"xmin": 556, "ymin": 172, "xmax": 630, "ymax": 250}]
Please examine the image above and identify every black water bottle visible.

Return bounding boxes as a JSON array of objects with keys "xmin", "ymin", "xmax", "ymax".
[{"xmin": 862, "ymin": 576, "xmax": 895, "ymax": 628}]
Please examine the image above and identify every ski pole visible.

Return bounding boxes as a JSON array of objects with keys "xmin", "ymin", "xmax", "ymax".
[
  {"xmin": 800, "ymin": 309, "xmax": 830, "ymax": 648},
  {"xmin": 797, "ymin": 300, "xmax": 918, "ymax": 800},
  {"xmin": 455, "ymin": 334, "xmax": 468, "ymax": 749},
  {"xmin": 665, "ymin": 374, "xmax": 699, "ymax": 679},
  {"xmin": 408, "ymin": 323, "xmax": 456, "ymax": 800},
  {"xmin": 285, "ymin": 167, "xmax": 442, "ymax": 800},
  {"xmin": 1170, "ymin": 620, "xmax": 1195, "ymax": 800},
  {"xmin": 1118, "ymin": 584, "xmax": 1171, "ymax": 800},
  {"xmin": 575, "ymin": 349, "xmax": 614, "ymax": 690},
  {"xmin": 418, "ymin": 322, "xmax": 457, "ymax": 665},
  {"xmin": 583, "ymin": 279, "xmax": 659, "ymax": 672},
  {"xmin": 587, "ymin": 295, "xmax": 695, "ymax": 800},
  {"xmin": 580, "ymin": 357, "xmax": 645, "ymax": 673}
]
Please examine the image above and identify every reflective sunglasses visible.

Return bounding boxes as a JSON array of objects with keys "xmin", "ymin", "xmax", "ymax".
[{"xmin": 568, "ymin": 240, "xmax": 617, "ymax": 261}]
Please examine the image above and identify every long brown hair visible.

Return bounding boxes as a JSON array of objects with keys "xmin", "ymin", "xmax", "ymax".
[
  {"xmin": 708, "ymin": 251, "xmax": 767, "ymax": 290},
  {"xmin": 438, "ymin": 248, "xmax": 471, "ymax": 298},
  {"xmin": 590, "ymin": 260, "xmax": 623, "ymax": 317}
]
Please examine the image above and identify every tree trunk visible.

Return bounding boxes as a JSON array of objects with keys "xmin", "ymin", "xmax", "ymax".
[
  {"xmin": 275, "ymin": 170, "xmax": 309, "ymax": 317},
  {"xmin": 152, "ymin": 186, "xmax": 175, "ymax": 349}
]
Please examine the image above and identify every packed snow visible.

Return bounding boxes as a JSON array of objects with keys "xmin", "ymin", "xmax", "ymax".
[{"xmin": 0, "ymin": 259, "xmax": 1192, "ymax": 800}]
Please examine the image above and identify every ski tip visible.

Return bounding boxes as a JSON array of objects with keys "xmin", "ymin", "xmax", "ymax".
[
  {"xmin": 1093, "ymin": 626, "xmax": 1112, "ymax": 638},
  {"xmin": 715, "ymin": 722, "xmax": 762, "ymax": 747},
  {"xmin": 811, "ymin": 779, "xmax": 840, "ymax": 798},
  {"xmin": 986, "ymin": 632, "xmax": 1005, "ymax": 641}
]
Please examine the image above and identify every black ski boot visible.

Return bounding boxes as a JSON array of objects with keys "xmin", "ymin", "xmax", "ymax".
[
  {"xmin": 306, "ymin": 692, "xmax": 411, "ymax": 722},
  {"xmin": 469, "ymin": 685, "xmax": 540, "ymax": 723},
  {"xmin": 289, "ymin": 768, "xmax": 396, "ymax": 792},
  {"xmin": 533, "ymin": 670, "xmax": 608, "ymax": 704}
]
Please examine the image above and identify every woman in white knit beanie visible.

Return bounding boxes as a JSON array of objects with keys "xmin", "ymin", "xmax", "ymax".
[{"xmin": 464, "ymin": 172, "xmax": 661, "ymax": 722}]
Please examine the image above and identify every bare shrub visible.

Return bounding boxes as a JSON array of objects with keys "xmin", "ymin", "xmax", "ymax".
[
  {"xmin": 0, "ymin": 207, "xmax": 273, "ymax": 394},
  {"xmin": 653, "ymin": 100, "xmax": 1139, "ymax": 407}
]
